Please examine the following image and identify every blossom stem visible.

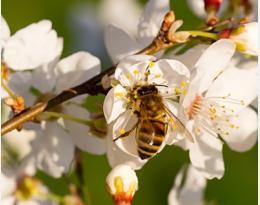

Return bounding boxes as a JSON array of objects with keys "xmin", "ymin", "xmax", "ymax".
[
  {"xmin": 75, "ymin": 149, "xmax": 93, "ymax": 205},
  {"xmin": 187, "ymin": 31, "xmax": 219, "ymax": 40},
  {"xmin": 1, "ymin": 80, "xmax": 16, "ymax": 99},
  {"xmin": 44, "ymin": 111, "xmax": 92, "ymax": 126},
  {"xmin": 1, "ymin": 11, "xmax": 220, "ymax": 136},
  {"xmin": 38, "ymin": 191, "xmax": 63, "ymax": 203}
]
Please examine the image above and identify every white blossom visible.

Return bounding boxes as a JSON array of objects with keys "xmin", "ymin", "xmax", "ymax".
[
  {"xmin": 175, "ymin": 40, "xmax": 257, "ymax": 179},
  {"xmin": 103, "ymin": 54, "xmax": 190, "ymax": 169},
  {"xmin": 0, "ymin": 173, "xmax": 57, "ymax": 205},
  {"xmin": 98, "ymin": 0, "xmax": 141, "ymax": 36},
  {"xmin": 2, "ymin": 19, "xmax": 63, "ymax": 71},
  {"xmin": 1, "ymin": 16, "xmax": 11, "ymax": 50},
  {"xmin": 1, "ymin": 109, "xmax": 55, "ymax": 205},
  {"xmin": 104, "ymin": 0, "xmax": 170, "ymax": 63},
  {"xmin": 168, "ymin": 165, "xmax": 207, "ymax": 205},
  {"xmin": 229, "ymin": 22, "xmax": 258, "ymax": 56},
  {"xmin": 8, "ymin": 52, "xmax": 106, "ymax": 177}
]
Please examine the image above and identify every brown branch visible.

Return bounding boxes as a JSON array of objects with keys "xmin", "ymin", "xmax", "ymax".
[{"xmin": 1, "ymin": 11, "xmax": 176, "ymax": 136}]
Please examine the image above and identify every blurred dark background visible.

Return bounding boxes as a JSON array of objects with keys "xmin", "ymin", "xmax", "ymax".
[{"xmin": 2, "ymin": 0, "xmax": 257, "ymax": 204}]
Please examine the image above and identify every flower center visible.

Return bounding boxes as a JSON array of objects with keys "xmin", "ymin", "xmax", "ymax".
[
  {"xmin": 15, "ymin": 176, "xmax": 39, "ymax": 201},
  {"xmin": 187, "ymin": 95, "xmax": 202, "ymax": 119},
  {"xmin": 187, "ymin": 94, "xmax": 244, "ymax": 137}
]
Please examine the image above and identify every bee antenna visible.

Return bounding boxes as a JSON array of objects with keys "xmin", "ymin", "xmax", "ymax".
[{"xmin": 154, "ymin": 84, "xmax": 168, "ymax": 88}]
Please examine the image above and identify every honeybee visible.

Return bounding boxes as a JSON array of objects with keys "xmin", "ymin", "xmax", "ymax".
[{"xmin": 114, "ymin": 66, "xmax": 193, "ymax": 160}]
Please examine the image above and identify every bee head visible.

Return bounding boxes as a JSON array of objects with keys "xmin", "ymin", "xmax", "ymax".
[{"xmin": 137, "ymin": 85, "xmax": 158, "ymax": 97}]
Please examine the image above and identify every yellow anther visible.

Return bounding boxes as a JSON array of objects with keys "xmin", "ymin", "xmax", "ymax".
[
  {"xmin": 231, "ymin": 25, "xmax": 246, "ymax": 36},
  {"xmin": 209, "ymin": 107, "xmax": 216, "ymax": 114},
  {"xmin": 183, "ymin": 89, "xmax": 188, "ymax": 95},
  {"xmin": 172, "ymin": 122, "xmax": 177, "ymax": 130},
  {"xmin": 180, "ymin": 81, "xmax": 186, "ymax": 87},
  {"xmin": 126, "ymin": 74, "xmax": 132, "ymax": 80},
  {"xmin": 127, "ymin": 182, "xmax": 137, "ymax": 196},
  {"xmin": 114, "ymin": 177, "xmax": 124, "ymax": 193},
  {"xmin": 155, "ymin": 74, "xmax": 161, "ymax": 78},
  {"xmin": 195, "ymin": 128, "xmax": 201, "ymax": 134},
  {"xmin": 149, "ymin": 61, "xmax": 155, "ymax": 68},
  {"xmin": 133, "ymin": 69, "xmax": 139, "ymax": 75},
  {"xmin": 230, "ymin": 124, "xmax": 235, "ymax": 128},
  {"xmin": 236, "ymin": 42, "xmax": 247, "ymax": 52},
  {"xmin": 114, "ymin": 92, "xmax": 125, "ymax": 98},
  {"xmin": 175, "ymin": 87, "xmax": 181, "ymax": 95},
  {"xmin": 15, "ymin": 177, "xmax": 39, "ymax": 201},
  {"xmin": 119, "ymin": 129, "xmax": 126, "ymax": 135}
]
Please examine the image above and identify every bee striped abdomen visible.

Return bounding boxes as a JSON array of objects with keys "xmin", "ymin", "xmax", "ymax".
[{"xmin": 137, "ymin": 119, "xmax": 167, "ymax": 159}]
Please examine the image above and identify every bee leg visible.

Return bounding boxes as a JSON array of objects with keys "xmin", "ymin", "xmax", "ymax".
[{"xmin": 113, "ymin": 120, "xmax": 140, "ymax": 142}]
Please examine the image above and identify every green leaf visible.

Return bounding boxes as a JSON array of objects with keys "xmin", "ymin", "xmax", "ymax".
[
  {"xmin": 29, "ymin": 86, "xmax": 42, "ymax": 97},
  {"xmin": 81, "ymin": 94, "xmax": 105, "ymax": 113}
]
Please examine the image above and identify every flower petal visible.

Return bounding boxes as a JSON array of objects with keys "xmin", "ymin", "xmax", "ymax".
[
  {"xmin": 8, "ymin": 71, "xmax": 36, "ymax": 106},
  {"xmin": 104, "ymin": 24, "xmax": 141, "ymax": 63},
  {"xmin": 106, "ymin": 124, "xmax": 147, "ymax": 170},
  {"xmin": 189, "ymin": 133, "xmax": 224, "ymax": 179},
  {"xmin": 32, "ymin": 122, "xmax": 75, "ymax": 178},
  {"xmin": 63, "ymin": 100, "xmax": 106, "ymax": 155},
  {"xmin": 191, "ymin": 39, "xmax": 235, "ymax": 94},
  {"xmin": 103, "ymin": 85, "xmax": 127, "ymax": 123},
  {"xmin": 112, "ymin": 110, "xmax": 139, "ymax": 156},
  {"xmin": 115, "ymin": 54, "xmax": 156, "ymax": 86},
  {"xmin": 151, "ymin": 59, "xmax": 190, "ymax": 86},
  {"xmin": 137, "ymin": 0, "xmax": 170, "ymax": 46},
  {"xmin": 0, "ymin": 173, "xmax": 16, "ymax": 198},
  {"xmin": 187, "ymin": 0, "xmax": 205, "ymax": 18},
  {"xmin": 168, "ymin": 165, "xmax": 206, "ymax": 205},
  {"xmin": 3, "ymin": 129, "xmax": 36, "ymax": 160},
  {"xmin": 231, "ymin": 22, "xmax": 258, "ymax": 56},
  {"xmin": 206, "ymin": 62, "xmax": 257, "ymax": 113},
  {"xmin": 98, "ymin": 0, "xmax": 141, "ymax": 35},
  {"xmin": 222, "ymin": 107, "xmax": 257, "ymax": 152},
  {"xmin": 3, "ymin": 20, "xmax": 63, "ymax": 70},
  {"xmin": 166, "ymin": 44, "xmax": 208, "ymax": 71},
  {"xmin": 55, "ymin": 52, "xmax": 101, "ymax": 93},
  {"xmin": 1, "ymin": 16, "xmax": 10, "ymax": 50}
]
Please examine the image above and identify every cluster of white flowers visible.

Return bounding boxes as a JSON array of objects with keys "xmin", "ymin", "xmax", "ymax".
[{"xmin": 1, "ymin": 0, "xmax": 258, "ymax": 204}]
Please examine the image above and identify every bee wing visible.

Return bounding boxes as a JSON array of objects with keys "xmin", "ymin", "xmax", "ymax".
[{"xmin": 164, "ymin": 106, "xmax": 194, "ymax": 143}]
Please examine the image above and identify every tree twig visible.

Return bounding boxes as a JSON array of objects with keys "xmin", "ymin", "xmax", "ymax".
[{"xmin": 0, "ymin": 11, "xmax": 179, "ymax": 136}]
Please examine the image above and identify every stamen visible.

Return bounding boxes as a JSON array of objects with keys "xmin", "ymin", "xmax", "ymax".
[
  {"xmin": 119, "ymin": 129, "xmax": 126, "ymax": 135},
  {"xmin": 149, "ymin": 61, "xmax": 155, "ymax": 68}
]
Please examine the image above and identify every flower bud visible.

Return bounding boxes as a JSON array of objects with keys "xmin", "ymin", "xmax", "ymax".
[
  {"xmin": 106, "ymin": 164, "xmax": 138, "ymax": 205},
  {"xmin": 219, "ymin": 22, "xmax": 258, "ymax": 56},
  {"xmin": 204, "ymin": 0, "xmax": 222, "ymax": 13}
]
